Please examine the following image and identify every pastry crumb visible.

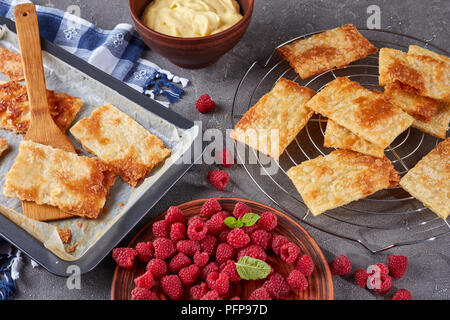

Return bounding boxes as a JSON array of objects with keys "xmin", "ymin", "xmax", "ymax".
[
  {"xmin": 57, "ymin": 228, "xmax": 72, "ymax": 244},
  {"xmin": 66, "ymin": 243, "xmax": 78, "ymax": 253}
]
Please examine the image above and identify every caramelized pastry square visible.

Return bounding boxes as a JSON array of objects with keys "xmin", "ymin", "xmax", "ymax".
[{"xmin": 0, "ymin": 46, "xmax": 24, "ymax": 81}]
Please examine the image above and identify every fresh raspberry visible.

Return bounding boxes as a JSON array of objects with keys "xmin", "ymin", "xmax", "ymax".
[
  {"xmin": 206, "ymin": 272, "xmax": 230, "ymax": 296},
  {"xmin": 232, "ymin": 202, "xmax": 251, "ymax": 219},
  {"xmin": 249, "ymin": 287, "xmax": 272, "ymax": 300},
  {"xmin": 187, "ymin": 219, "xmax": 208, "ymax": 241},
  {"xmin": 227, "ymin": 228, "xmax": 250, "ymax": 248},
  {"xmin": 206, "ymin": 211, "xmax": 229, "ymax": 235},
  {"xmin": 178, "ymin": 264, "xmax": 200, "ymax": 286},
  {"xmin": 190, "ymin": 282, "xmax": 208, "ymax": 300},
  {"xmin": 200, "ymin": 235, "xmax": 218, "ymax": 256},
  {"xmin": 146, "ymin": 258, "xmax": 167, "ymax": 279},
  {"xmin": 330, "ymin": 255, "xmax": 352, "ymax": 275},
  {"xmin": 280, "ymin": 242, "xmax": 300, "ymax": 264},
  {"xmin": 200, "ymin": 198, "xmax": 222, "ymax": 218},
  {"xmin": 165, "ymin": 206, "xmax": 187, "ymax": 225},
  {"xmin": 215, "ymin": 243, "xmax": 235, "ymax": 264},
  {"xmin": 152, "ymin": 220, "xmax": 169, "ymax": 238},
  {"xmin": 169, "ymin": 252, "xmax": 192, "ymax": 273},
  {"xmin": 207, "ymin": 170, "xmax": 229, "ymax": 190},
  {"xmin": 392, "ymin": 289, "xmax": 412, "ymax": 300},
  {"xmin": 243, "ymin": 224, "xmax": 260, "ymax": 235},
  {"xmin": 193, "ymin": 251, "xmax": 209, "ymax": 268},
  {"xmin": 263, "ymin": 273, "xmax": 290, "ymax": 300},
  {"xmin": 176, "ymin": 239, "xmax": 201, "ymax": 257},
  {"xmin": 287, "ymin": 269, "xmax": 308, "ymax": 291},
  {"xmin": 257, "ymin": 211, "xmax": 277, "ymax": 231},
  {"xmin": 112, "ymin": 248, "xmax": 137, "ymax": 269},
  {"xmin": 160, "ymin": 275, "xmax": 183, "ymax": 300},
  {"xmin": 200, "ymin": 290, "xmax": 222, "ymax": 300},
  {"xmin": 271, "ymin": 235, "xmax": 289, "ymax": 256},
  {"xmin": 131, "ymin": 287, "xmax": 158, "ymax": 300},
  {"xmin": 251, "ymin": 230, "xmax": 272, "ymax": 250},
  {"xmin": 196, "ymin": 94, "xmax": 216, "ymax": 113},
  {"xmin": 219, "ymin": 260, "xmax": 241, "ymax": 282},
  {"xmin": 295, "ymin": 255, "xmax": 314, "ymax": 277},
  {"xmin": 374, "ymin": 274, "xmax": 393, "ymax": 295},
  {"xmin": 354, "ymin": 269, "xmax": 369, "ymax": 288},
  {"xmin": 218, "ymin": 149, "xmax": 233, "ymax": 168},
  {"xmin": 153, "ymin": 238, "xmax": 176, "ymax": 260},
  {"xmin": 374, "ymin": 263, "xmax": 389, "ymax": 275},
  {"xmin": 135, "ymin": 242, "xmax": 154, "ymax": 263},
  {"xmin": 170, "ymin": 223, "xmax": 186, "ymax": 242},
  {"xmin": 219, "ymin": 229, "xmax": 231, "ymax": 243},
  {"xmin": 200, "ymin": 262, "xmax": 219, "ymax": 281},
  {"xmin": 237, "ymin": 244, "xmax": 267, "ymax": 261},
  {"xmin": 188, "ymin": 215, "xmax": 203, "ymax": 226},
  {"xmin": 134, "ymin": 271, "xmax": 154, "ymax": 289},
  {"xmin": 388, "ymin": 255, "xmax": 408, "ymax": 279}
]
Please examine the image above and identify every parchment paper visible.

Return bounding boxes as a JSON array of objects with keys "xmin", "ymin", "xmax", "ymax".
[{"xmin": 0, "ymin": 25, "xmax": 198, "ymax": 261}]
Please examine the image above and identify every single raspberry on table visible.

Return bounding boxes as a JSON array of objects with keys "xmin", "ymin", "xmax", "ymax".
[
  {"xmin": 271, "ymin": 235, "xmax": 289, "ymax": 256},
  {"xmin": 190, "ymin": 282, "xmax": 209, "ymax": 300},
  {"xmin": 200, "ymin": 198, "xmax": 222, "ymax": 219},
  {"xmin": 112, "ymin": 248, "xmax": 137, "ymax": 269},
  {"xmin": 146, "ymin": 258, "xmax": 167, "ymax": 279},
  {"xmin": 232, "ymin": 202, "xmax": 251, "ymax": 219},
  {"xmin": 169, "ymin": 252, "xmax": 192, "ymax": 273},
  {"xmin": 249, "ymin": 287, "xmax": 272, "ymax": 300},
  {"xmin": 134, "ymin": 271, "xmax": 154, "ymax": 290},
  {"xmin": 160, "ymin": 275, "xmax": 184, "ymax": 300},
  {"xmin": 207, "ymin": 170, "xmax": 229, "ymax": 191},
  {"xmin": 187, "ymin": 218, "xmax": 208, "ymax": 241},
  {"xmin": 131, "ymin": 287, "xmax": 158, "ymax": 300},
  {"xmin": 178, "ymin": 264, "xmax": 200, "ymax": 286},
  {"xmin": 200, "ymin": 235, "xmax": 219, "ymax": 256},
  {"xmin": 392, "ymin": 289, "xmax": 412, "ymax": 300},
  {"xmin": 258, "ymin": 211, "xmax": 277, "ymax": 231},
  {"xmin": 176, "ymin": 239, "xmax": 201, "ymax": 256},
  {"xmin": 153, "ymin": 238, "xmax": 176, "ymax": 260},
  {"xmin": 206, "ymin": 211, "xmax": 229, "ymax": 235},
  {"xmin": 280, "ymin": 242, "xmax": 300, "ymax": 264},
  {"xmin": 206, "ymin": 272, "xmax": 230, "ymax": 296},
  {"xmin": 354, "ymin": 268, "xmax": 369, "ymax": 288},
  {"xmin": 263, "ymin": 273, "xmax": 290, "ymax": 300},
  {"xmin": 165, "ymin": 206, "xmax": 187, "ymax": 225},
  {"xmin": 237, "ymin": 244, "xmax": 267, "ymax": 261},
  {"xmin": 330, "ymin": 255, "xmax": 352, "ymax": 275},
  {"xmin": 251, "ymin": 230, "xmax": 272, "ymax": 250},
  {"xmin": 227, "ymin": 228, "xmax": 250, "ymax": 249},
  {"xmin": 170, "ymin": 223, "xmax": 186, "ymax": 242},
  {"xmin": 135, "ymin": 242, "xmax": 154, "ymax": 263},
  {"xmin": 295, "ymin": 254, "xmax": 314, "ymax": 277},
  {"xmin": 196, "ymin": 94, "xmax": 216, "ymax": 113},
  {"xmin": 218, "ymin": 149, "xmax": 233, "ymax": 168},
  {"xmin": 287, "ymin": 269, "xmax": 308, "ymax": 291},
  {"xmin": 388, "ymin": 255, "xmax": 408, "ymax": 279},
  {"xmin": 193, "ymin": 251, "xmax": 209, "ymax": 268},
  {"xmin": 219, "ymin": 260, "xmax": 241, "ymax": 282},
  {"xmin": 200, "ymin": 290, "xmax": 222, "ymax": 300},
  {"xmin": 152, "ymin": 220, "xmax": 169, "ymax": 238},
  {"xmin": 200, "ymin": 262, "xmax": 219, "ymax": 281},
  {"xmin": 215, "ymin": 243, "xmax": 235, "ymax": 264},
  {"xmin": 374, "ymin": 274, "xmax": 393, "ymax": 295}
]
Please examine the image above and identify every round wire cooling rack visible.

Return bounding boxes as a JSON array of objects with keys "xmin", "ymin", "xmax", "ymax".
[{"xmin": 231, "ymin": 29, "xmax": 450, "ymax": 253}]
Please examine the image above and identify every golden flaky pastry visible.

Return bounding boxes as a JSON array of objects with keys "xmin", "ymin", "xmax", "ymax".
[
  {"xmin": 287, "ymin": 150, "xmax": 399, "ymax": 216},
  {"xmin": 3, "ymin": 140, "xmax": 116, "ymax": 219},
  {"xmin": 277, "ymin": 24, "xmax": 377, "ymax": 79},
  {"xmin": 324, "ymin": 120, "xmax": 385, "ymax": 158},
  {"xmin": 70, "ymin": 104, "xmax": 171, "ymax": 187},
  {"xmin": 305, "ymin": 77, "xmax": 414, "ymax": 149},
  {"xmin": 0, "ymin": 81, "xmax": 83, "ymax": 133},
  {"xmin": 379, "ymin": 47, "xmax": 450, "ymax": 102},
  {"xmin": 412, "ymin": 101, "xmax": 450, "ymax": 139},
  {"xmin": 0, "ymin": 46, "xmax": 24, "ymax": 81},
  {"xmin": 230, "ymin": 78, "xmax": 316, "ymax": 159},
  {"xmin": 0, "ymin": 138, "xmax": 8, "ymax": 156},
  {"xmin": 400, "ymin": 139, "xmax": 450, "ymax": 219}
]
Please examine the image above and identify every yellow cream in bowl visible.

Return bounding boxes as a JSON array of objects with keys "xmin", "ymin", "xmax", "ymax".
[{"xmin": 141, "ymin": 0, "xmax": 244, "ymax": 38}]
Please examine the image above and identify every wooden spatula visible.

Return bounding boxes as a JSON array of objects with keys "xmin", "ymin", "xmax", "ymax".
[{"xmin": 14, "ymin": 3, "xmax": 75, "ymax": 221}]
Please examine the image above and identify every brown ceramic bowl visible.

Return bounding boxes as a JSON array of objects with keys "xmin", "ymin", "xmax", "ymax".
[{"xmin": 129, "ymin": 0, "xmax": 254, "ymax": 69}]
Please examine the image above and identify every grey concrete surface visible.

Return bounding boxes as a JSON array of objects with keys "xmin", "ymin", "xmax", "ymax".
[{"xmin": 10, "ymin": 0, "xmax": 450, "ymax": 300}]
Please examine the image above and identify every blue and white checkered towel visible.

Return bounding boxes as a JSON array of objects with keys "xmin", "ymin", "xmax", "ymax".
[{"xmin": 0, "ymin": 0, "xmax": 190, "ymax": 300}]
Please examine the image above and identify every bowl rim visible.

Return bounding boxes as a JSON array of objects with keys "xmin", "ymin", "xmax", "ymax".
[{"xmin": 129, "ymin": 0, "xmax": 255, "ymax": 42}]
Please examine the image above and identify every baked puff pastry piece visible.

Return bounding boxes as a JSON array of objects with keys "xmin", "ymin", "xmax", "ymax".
[
  {"xmin": 3, "ymin": 140, "xmax": 116, "ymax": 219},
  {"xmin": 230, "ymin": 78, "xmax": 316, "ymax": 159},
  {"xmin": 287, "ymin": 150, "xmax": 400, "ymax": 216},
  {"xmin": 0, "ymin": 46, "xmax": 24, "ymax": 81},
  {"xmin": 277, "ymin": 24, "xmax": 377, "ymax": 79},
  {"xmin": 412, "ymin": 101, "xmax": 450, "ymax": 139},
  {"xmin": 70, "ymin": 104, "xmax": 171, "ymax": 187},
  {"xmin": 399, "ymin": 139, "xmax": 450, "ymax": 219}
]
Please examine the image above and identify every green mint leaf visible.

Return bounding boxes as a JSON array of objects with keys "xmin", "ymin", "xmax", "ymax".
[
  {"xmin": 241, "ymin": 213, "xmax": 260, "ymax": 227},
  {"xmin": 235, "ymin": 256, "xmax": 271, "ymax": 280},
  {"xmin": 224, "ymin": 216, "xmax": 238, "ymax": 228}
]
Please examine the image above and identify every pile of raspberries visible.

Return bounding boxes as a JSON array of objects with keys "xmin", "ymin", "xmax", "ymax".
[
  {"xmin": 329, "ymin": 254, "xmax": 411, "ymax": 300},
  {"xmin": 112, "ymin": 199, "xmax": 316, "ymax": 300}
]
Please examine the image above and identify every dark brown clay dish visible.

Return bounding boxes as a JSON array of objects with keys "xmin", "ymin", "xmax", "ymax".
[{"xmin": 129, "ymin": 0, "xmax": 254, "ymax": 69}]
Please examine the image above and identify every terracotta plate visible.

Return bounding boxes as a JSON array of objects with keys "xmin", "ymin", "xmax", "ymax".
[{"xmin": 111, "ymin": 198, "xmax": 334, "ymax": 300}]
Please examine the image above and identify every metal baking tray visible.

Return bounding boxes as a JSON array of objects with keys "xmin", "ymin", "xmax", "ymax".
[{"xmin": 0, "ymin": 16, "xmax": 203, "ymax": 276}]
